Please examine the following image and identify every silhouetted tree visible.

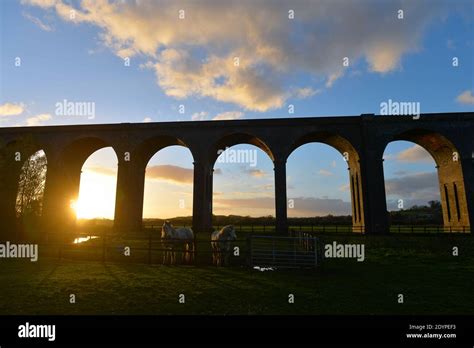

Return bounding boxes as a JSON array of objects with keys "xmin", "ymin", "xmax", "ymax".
[
  {"xmin": 16, "ymin": 151, "xmax": 47, "ymax": 218},
  {"xmin": 16, "ymin": 150, "xmax": 47, "ymax": 241}
]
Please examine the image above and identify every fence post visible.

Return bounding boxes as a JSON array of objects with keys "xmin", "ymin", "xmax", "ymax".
[
  {"xmin": 194, "ymin": 232, "xmax": 198, "ymax": 266},
  {"xmin": 148, "ymin": 230, "xmax": 152, "ymax": 264},
  {"xmin": 102, "ymin": 230, "xmax": 106, "ymax": 262},
  {"xmin": 293, "ymin": 238, "xmax": 297, "ymax": 267},
  {"xmin": 314, "ymin": 238, "xmax": 318, "ymax": 267},
  {"xmin": 272, "ymin": 239, "xmax": 276, "ymax": 265},
  {"xmin": 246, "ymin": 236, "xmax": 252, "ymax": 267}
]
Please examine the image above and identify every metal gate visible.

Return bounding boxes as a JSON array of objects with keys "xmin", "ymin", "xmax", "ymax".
[{"xmin": 247, "ymin": 235, "xmax": 321, "ymax": 269}]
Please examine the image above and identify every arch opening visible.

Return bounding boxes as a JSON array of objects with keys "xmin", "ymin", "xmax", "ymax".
[
  {"xmin": 383, "ymin": 131, "xmax": 470, "ymax": 232},
  {"xmin": 212, "ymin": 143, "xmax": 275, "ymax": 233},
  {"xmin": 15, "ymin": 149, "xmax": 48, "ymax": 241},
  {"xmin": 75, "ymin": 147, "xmax": 118, "ymax": 221},
  {"xmin": 142, "ymin": 145, "xmax": 194, "ymax": 229},
  {"xmin": 288, "ymin": 132, "xmax": 364, "ymax": 232},
  {"xmin": 287, "ymin": 143, "xmax": 353, "ymax": 230},
  {"xmin": 0, "ymin": 136, "xmax": 46, "ymax": 241}
]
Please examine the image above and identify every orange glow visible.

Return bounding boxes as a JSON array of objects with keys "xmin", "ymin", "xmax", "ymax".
[{"xmin": 75, "ymin": 171, "xmax": 117, "ymax": 219}]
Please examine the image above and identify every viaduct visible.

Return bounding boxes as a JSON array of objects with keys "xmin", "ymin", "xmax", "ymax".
[{"xmin": 0, "ymin": 112, "xmax": 473, "ymax": 240}]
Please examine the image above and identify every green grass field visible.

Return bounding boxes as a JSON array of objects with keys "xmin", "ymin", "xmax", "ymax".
[{"xmin": 1, "ymin": 234, "xmax": 473, "ymax": 315}]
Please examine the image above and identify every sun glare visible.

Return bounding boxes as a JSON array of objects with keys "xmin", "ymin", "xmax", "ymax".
[{"xmin": 75, "ymin": 171, "xmax": 117, "ymax": 220}]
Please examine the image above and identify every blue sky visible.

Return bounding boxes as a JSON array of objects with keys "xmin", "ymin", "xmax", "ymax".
[{"xmin": 1, "ymin": 0, "xmax": 473, "ymax": 218}]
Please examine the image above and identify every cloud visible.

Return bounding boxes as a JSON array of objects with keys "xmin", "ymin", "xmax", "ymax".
[
  {"xmin": 146, "ymin": 165, "xmax": 193, "ymax": 184},
  {"xmin": 26, "ymin": 113, "xmax": 51, "ymax": 126},
  {"xmin": 338, "ymin": 184, "xmax": 350, "ymax": 192},
  {"xmin": 385, "ymin": 172, "xmax": 439, "ymax": 202},
  {"xmin": 456, "ymin": 90, "xmax": 474, "ymax": 105},
  {"xmin": 213, "ymin": 111, "xmax": 243, "ymax": 121},
  {"xmin": 394, "ymin": 170, "xmax": 408, "ymax": 176},
  {"xmin": 294, "ymin": 87, "xmax": 319, "ymax": 99},
  {"xmin": 23, "ymin": 12, "xmax": 53, "ymax": 31},
  {"xmin": 88, "ymin": 164, "xmax": 220, "ymax": 181},
  {"xmin": 85, "ymin": 166, "xmax": 117, "ymax": 176},
  {"xmin": 21, "ymin": 0, "xmax": 451, "ymax": 111},
  {"xmin": 0, "ymin": 103, "xmax": 24, "ymax": 116},
  {"xmin": 215, "ymin": 196, "xmax": 351, "ymax": 216},
  {"xmin": 318, "ymin": 169, "xmax": 333, "ymax": 176},
  {"xmin": 396, "ymin": 144, "xmax": 433, "ymax": 163},
  {"xmin": 191, "ymin": 111, "xmax": 208, "ymax": 121},
  {"xmin": 243, "ymin": 168, "xmax": 267, "ymax": 178}
]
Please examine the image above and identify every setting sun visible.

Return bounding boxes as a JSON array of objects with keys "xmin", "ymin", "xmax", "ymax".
[{"xmin": 75, "ymin": 170, "xmax": 117, "ymax": 220}]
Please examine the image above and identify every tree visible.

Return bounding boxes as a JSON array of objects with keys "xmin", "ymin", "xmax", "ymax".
[{"xmin": 15, "ymin": 150, "xmax": 47, "ymax": 241}]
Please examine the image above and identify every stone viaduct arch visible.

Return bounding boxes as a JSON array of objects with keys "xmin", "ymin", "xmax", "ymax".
[
  {"xmin": 0, "ymin": 112, "xmax": 472, "ymax": 240},
  {"xmin": 382, "ymin": 128, "xmax": 470, "ymax": 230},
  {"xmin": 287, "ymin": 131, "xmax": 364, "ymax": 231}
]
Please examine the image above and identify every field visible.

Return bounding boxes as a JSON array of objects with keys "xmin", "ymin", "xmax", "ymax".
[{"xmin": 1, "ymin": 234, "xmax": 474, "ymax": 315}]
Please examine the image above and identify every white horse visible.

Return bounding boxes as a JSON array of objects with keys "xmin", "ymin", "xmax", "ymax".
[
  {"xmin": 211, "ymin": 225, "xmax": 237, "ymax": 266},
  {"xmin": 161, "ymin": 221, "xmax": 194, "ymax": 265}
]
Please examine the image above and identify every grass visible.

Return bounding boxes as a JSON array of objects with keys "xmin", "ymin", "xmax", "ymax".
[{"xmin": 1, "ymin": 234, "xmax": 473, "ymax": 315}]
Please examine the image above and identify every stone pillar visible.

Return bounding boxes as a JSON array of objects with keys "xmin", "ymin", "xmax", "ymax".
[
  {"xmin": 206, "ymin": 168, "xmax": 214, "ymax": 231},
  {"xmin": 192, "ymin": 160, "xmax": 213, "ymax": 234},
  {"xmin": 348, "ymin": 166, "xmax": 364, "ymax": 233},
  {"xmin": 360, "ymin": 156, "xmax": 389, "ymax": 234},
  {"xmin": 460, "ymin": 153, "xmax": 474, "ymax": 232},
  {"xmin": 114, "ymin": 158, "xmax": 145, "ymax": 234},
  {"xmin": 359, "ymin": 117, "xmax": 389, "ymax": 234},
  {"xmin": 42, "ymin": 159, "xmax": 82, "ymax": 239},
  {"xmin": 0, "ymin": 150, "xmax": 22, "ymax": 241},
  {"xmin": 274, "ymin": 159, "xmax": 288, "ymax": 234}
]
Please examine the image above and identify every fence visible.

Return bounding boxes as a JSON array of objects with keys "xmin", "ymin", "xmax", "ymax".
[
  {"xmin": 38, "ymin": 230, "xmax": 250, "ymax": 266},
  {"xmin": 21, "ymin": 222, "xmax": 472, "ymax": 267},
  {"xmin": 248, "ymin": 235, "xmax": 321, "ymax": 269},
  {"xmin": 144, "ymin": 224, "xmax": 472, "ymax": 235}
]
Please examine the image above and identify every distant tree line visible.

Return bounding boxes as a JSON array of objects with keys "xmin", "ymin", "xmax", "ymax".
[
  {"xmin": 142, "ymin": 201, "xmax": 443, "ymax": 228},
  {"xmin": 389, "ymin": 200, "xmax": 442, "ymax": 225}
]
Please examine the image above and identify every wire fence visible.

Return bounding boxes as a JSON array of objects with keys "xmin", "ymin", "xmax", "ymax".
[
  {"xmin": 6, "ymin": 223, "xmax": 470, "ymax": 267},
  {"xmin": 145, "ymin": 224, "xmax": 471, "ymax": 234},
  {"xmin": 248, "ymin": 235, "xmax": 321, "ymax": 269}
]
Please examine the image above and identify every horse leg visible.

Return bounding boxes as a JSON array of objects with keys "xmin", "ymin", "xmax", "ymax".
[
  {"xmin": 186, "ymin": 243, "xmax": 193, "ymax": 265},
  {"xmin": 185, "ymin": 243, "xmax": 190, "ymax": 264}
]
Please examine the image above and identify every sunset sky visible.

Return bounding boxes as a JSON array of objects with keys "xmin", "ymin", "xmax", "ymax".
[{"xmin": 1, "ymin": 0, "xmax": 473, "ymax": 219}]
